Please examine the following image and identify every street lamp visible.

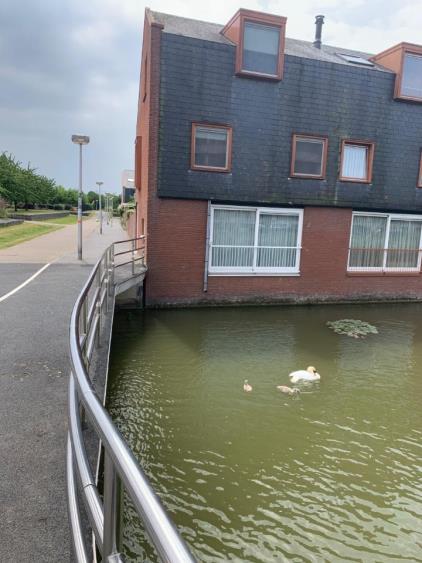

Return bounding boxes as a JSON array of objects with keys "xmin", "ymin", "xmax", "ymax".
[
  {"xmin": 71, "ymin": 134, "xmax": 90, "ymax": 260},
  {"xmin": 96, "ymin": 181, "xmax": 103, "ymax": 235}
]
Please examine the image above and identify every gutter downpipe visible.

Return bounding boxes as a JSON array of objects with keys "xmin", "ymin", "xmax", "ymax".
[{"xmin": 203, "ymin": 200, "xmax": 211, "ymax": 292}]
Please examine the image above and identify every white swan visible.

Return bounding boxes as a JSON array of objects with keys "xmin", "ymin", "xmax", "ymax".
[
  {"xmin": 243, "ymin": 379, "xmax": 253, "ymax": 392},
  {"xmin": 289, "ymin": 366, "xmax": 320, "ymax": 383}
]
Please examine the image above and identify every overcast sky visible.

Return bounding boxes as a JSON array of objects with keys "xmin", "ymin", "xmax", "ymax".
[{"xmin": 1, "ymin": 0, "xmax": 421, "ymax": 194}]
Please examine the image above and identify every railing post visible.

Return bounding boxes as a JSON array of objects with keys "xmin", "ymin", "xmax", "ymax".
[
  {"xmin": 96, "ymin": 263, "xmax": 102, "ymax": 347},
  {"xmin": 103, "ymin": 452, "xmax": 122, "ymax": 561},
  {"xmin": 109, "ymin": 246, "xmax": 114, "ymax": 298},
  {"xmin": 132, "ymin": 239, "xmax": 136, "ymax": 275}
]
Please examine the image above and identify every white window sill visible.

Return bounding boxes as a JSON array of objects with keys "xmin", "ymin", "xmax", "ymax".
[{"xmin": 208, "ymin": 272, "xmax": 301, "ymax": 277}]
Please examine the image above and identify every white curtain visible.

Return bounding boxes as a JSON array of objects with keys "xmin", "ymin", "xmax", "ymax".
[
  {"xmin": 349, "ymin": 215, "xmax": 387, "ymax": 268},
  {"xmin": 257, "ymin": 214, "xmax": 298, "ymax": 267},
  {"xmin": 211, "ymin": 209, "xmax": 255, "ymax": 267},
  {"xmin": 342, "ymin": 145, "xmax": 367, "ymax": 180},
  {"xmin": 350, "ymin": 215, "xmax": 422, "ymax": 270},
  {"xmin": 386, "ymin": 220, "xmax": 422, "ymax": 268}
]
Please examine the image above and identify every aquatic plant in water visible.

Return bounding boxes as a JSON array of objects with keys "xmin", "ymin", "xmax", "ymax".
[{"xmin": 327, "ymin": 319, "xmax": 378, "ymax": 338}]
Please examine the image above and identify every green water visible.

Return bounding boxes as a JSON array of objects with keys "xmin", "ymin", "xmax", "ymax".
[{"xmin": 107, "ymin": 304, "xmax": 422, "ymax": 562}]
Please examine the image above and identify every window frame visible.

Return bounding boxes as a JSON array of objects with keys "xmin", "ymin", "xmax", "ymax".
[
  {"xmin": 237, "ymin": 14, "xmax": 286, "ymax": 80},
  {"xmin": 347, "ymin": 211, "xmax": 422, "ymax": 273},
  {"xmin": 339, "ymin": 139, "xmax": 375, "ymax": 183},
  {"xmin": 290, "ymin": 134, "xmax": 329, "ymax": 179},
  {"xmin": 190, "ymin": 123, "xmax": 232, "ymax": 172},
  {"xmin": 208, "ymin": 205, "xmax": 303, "ymax": 276},
  {"xmin": 397, "ymin": 47, "xmax": 422, "ymax": 102},
  {"xmin": 418, "ymin": 150, "xmax": 422, "ymax": 188}
]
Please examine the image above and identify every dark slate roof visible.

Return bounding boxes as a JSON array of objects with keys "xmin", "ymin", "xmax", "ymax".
[{"xmin": 150, "ymin": 11, "xmax": 392, "ymax": 73}]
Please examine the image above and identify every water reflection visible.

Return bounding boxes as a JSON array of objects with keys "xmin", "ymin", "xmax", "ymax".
[{"xmin": 107, "ymin": 304, "xmax": 422, "ymax": 562}]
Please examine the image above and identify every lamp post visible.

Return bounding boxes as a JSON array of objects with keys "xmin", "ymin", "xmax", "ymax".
[
  {"xmin": 71, "ymin": 134, "xmax": 90, "ymax": 260},
  {"xmin": 96, "ymin": 181, "xmax": 103, "ymax": 235}
]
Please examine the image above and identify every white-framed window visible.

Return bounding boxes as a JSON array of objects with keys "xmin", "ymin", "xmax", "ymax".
[
  {"xmin": 209, "ymin": 205, "xmax": 303, "ymax": 275},
  {"xmin": 348, "ymin": 212, "xmax": 422, "ymax": 272}
]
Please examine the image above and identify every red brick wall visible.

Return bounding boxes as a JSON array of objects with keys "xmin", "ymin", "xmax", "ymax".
[
  {"xmin": 145, "ymin": 201, "xmax": 422, "ymax": 306},
  {"xmin": 135, "ymin": 10, "xmax": 163, "ymax": 255}
]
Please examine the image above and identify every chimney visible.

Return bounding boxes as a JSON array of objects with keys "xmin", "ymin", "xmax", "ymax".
[{"xmin": 313, "ymin": 15, "xmax": 324, "ymax": 49}]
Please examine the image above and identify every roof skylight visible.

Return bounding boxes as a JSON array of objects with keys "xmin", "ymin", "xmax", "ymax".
[{"xmin": 338, "ymin": 53, "xmax": 374, "ymax": 66}]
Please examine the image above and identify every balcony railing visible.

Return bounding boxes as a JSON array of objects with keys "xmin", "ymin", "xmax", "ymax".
[
  {"xmin": 347, "ymin": 247, "xmax": 422, "ymax": 273},
  {"xmin": 67, "ymin": 236, "xmax": 195, "ymax": 562}
]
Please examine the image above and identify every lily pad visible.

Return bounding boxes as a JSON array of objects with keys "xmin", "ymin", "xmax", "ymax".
[{"xmin": 327, "ymin": 319, "xmax": 378, "ymax": 339}]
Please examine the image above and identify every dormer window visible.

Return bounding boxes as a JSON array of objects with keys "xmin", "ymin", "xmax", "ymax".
[
  {"xmin": 221, "ymin": 9, "xmax": 287, "ymax": 80},
  {"xmin": 371, "ymin": 43, "xmax": 422, "ymax": 102},
  {"xmin": 418, "ymin": 151, "xmax": 422, "ymax": 188},
  {"xmin": 401, "ymin": 52, "xmax": 422, "ymax": 100},
  {"xmin": 242, "ymin": 22, "xmax": 280, "ymax": 76}
]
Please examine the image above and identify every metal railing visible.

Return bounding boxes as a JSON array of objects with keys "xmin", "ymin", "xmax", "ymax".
[
  {"xmin": 347, "ymin": 247, "xmax": 422, "ymax": 273},
  {"xmin": 67, "ymin": 236, "xmax": 195, "ymax": 563}
]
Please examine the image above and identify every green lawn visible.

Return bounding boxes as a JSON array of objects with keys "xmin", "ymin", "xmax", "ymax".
[{"xmin": 0, "ymin": 222, "xmax": 62, "ymax": 250}]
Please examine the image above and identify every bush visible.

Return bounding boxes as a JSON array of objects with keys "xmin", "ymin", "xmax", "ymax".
[
  {"xmin": 64, "ymin": 204, "xmax": 72, "ymax": 210},
  {"xmin": 53, "ymin": 203, "xmax": 64, "ymax": 210}
]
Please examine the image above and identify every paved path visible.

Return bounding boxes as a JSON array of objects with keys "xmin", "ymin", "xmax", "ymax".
[
  {"xmin": 0, "ymin": 217, "xmax": 100, "ymax": 263},
  {"xmin": 0, "ymin": 219, "xmax": 126, "ymax": 562}
]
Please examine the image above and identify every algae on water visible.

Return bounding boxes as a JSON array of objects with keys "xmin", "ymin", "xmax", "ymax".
[{"xmin": 327, "ymin": 319, "xmax": 378, "ymax": 338}]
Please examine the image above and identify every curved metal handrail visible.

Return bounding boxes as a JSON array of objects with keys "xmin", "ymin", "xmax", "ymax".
[{"xmin": 67, "ymin": 237, "xmax": 195, "ymax": 562}]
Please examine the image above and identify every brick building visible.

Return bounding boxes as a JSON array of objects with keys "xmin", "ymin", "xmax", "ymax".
[{"xmin": 135, "ymin": 8, "xmax": 422, "ymax": 306}]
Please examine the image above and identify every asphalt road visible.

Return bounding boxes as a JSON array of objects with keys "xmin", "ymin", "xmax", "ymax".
[
  {"xmin": 0, "ymin": 263, "xmax": 91, "ymax": 562},
  {"xmin": 0, "ymin": 263, "xmax": 45, "ymax": 296}
]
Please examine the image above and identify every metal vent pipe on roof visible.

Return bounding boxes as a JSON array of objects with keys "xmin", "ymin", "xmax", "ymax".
[{"xmin": 313, "ymin": 15, "xmax": 324, "ymax": 49}]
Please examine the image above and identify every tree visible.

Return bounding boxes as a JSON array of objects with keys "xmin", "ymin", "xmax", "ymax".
[{"xmin": 87, "ymin": 190, "xmax": 99, "ymax": 203}]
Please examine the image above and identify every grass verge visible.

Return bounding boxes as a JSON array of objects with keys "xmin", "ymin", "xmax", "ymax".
[{"xmin": 0, "ymin": 223, "xmax": 62, "ymax": 250}]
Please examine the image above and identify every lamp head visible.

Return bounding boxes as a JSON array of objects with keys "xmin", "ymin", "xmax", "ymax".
[{"xmin": 71, "ymin": 134, "xmax": 90, "ymax": 145}]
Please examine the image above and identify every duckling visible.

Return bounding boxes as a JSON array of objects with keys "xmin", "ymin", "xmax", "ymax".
[
  {"xmin": 277, "ymin": 385, "xmax": 300, "ymax": 395},
  {"xmin": 289, "ymin": 366, "xmax": 320, "ymax": 383},
  {"xmin": 243, "ymin": 379, "xmax": 252, "ymax": 392}
]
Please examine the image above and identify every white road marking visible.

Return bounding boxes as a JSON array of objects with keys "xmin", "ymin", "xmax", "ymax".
[{"xmin": 0, "ymin": 262, "xmax": 51, "ymax": 303}]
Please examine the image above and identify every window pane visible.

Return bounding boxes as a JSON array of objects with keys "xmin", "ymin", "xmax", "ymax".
[
  {"xmin": 349, "ymin": 215, "xmax": 387, "ymax": 268},
  {"xmin": 342, "ymin": 144, "xmax": 368, "ymax": 180},
  {"xmin": 402, "ymin": 53, "xmax": 422, "ymax": 99},
  {"xmin": 195, "ymin": 127, "xmax": 228, "ymax": 168},
  {"xmin": 212, "ymin": 209, "xmax": 255, "ymax": 267},
  {"xmin": 386, "ymin": 220, "xmax": 421, "ymax": 268},
  {"xmin": 294, "ymin": 138, "xmax": 324, "ymax": 176},
  {"xmin": 257, "ymin": 214, "xmax": 299, "ymax": 268},
  {"xmin": 243, "ymin": 22, "xmax": 279, "ymax": 75}
]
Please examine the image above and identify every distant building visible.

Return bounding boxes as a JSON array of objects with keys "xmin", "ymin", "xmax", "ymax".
[
  {"xmin": 121, "ymin": 169, "xmax": 135, "ymax": 203},
  {"xmin": 135, "ymin": 7, "xmax": 422, "ymax": 307}
]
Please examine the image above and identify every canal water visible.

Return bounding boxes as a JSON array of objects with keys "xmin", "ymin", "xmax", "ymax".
[{"xmin": 107, "ymin": 304, "xmax": 422, "ymax": 562}]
